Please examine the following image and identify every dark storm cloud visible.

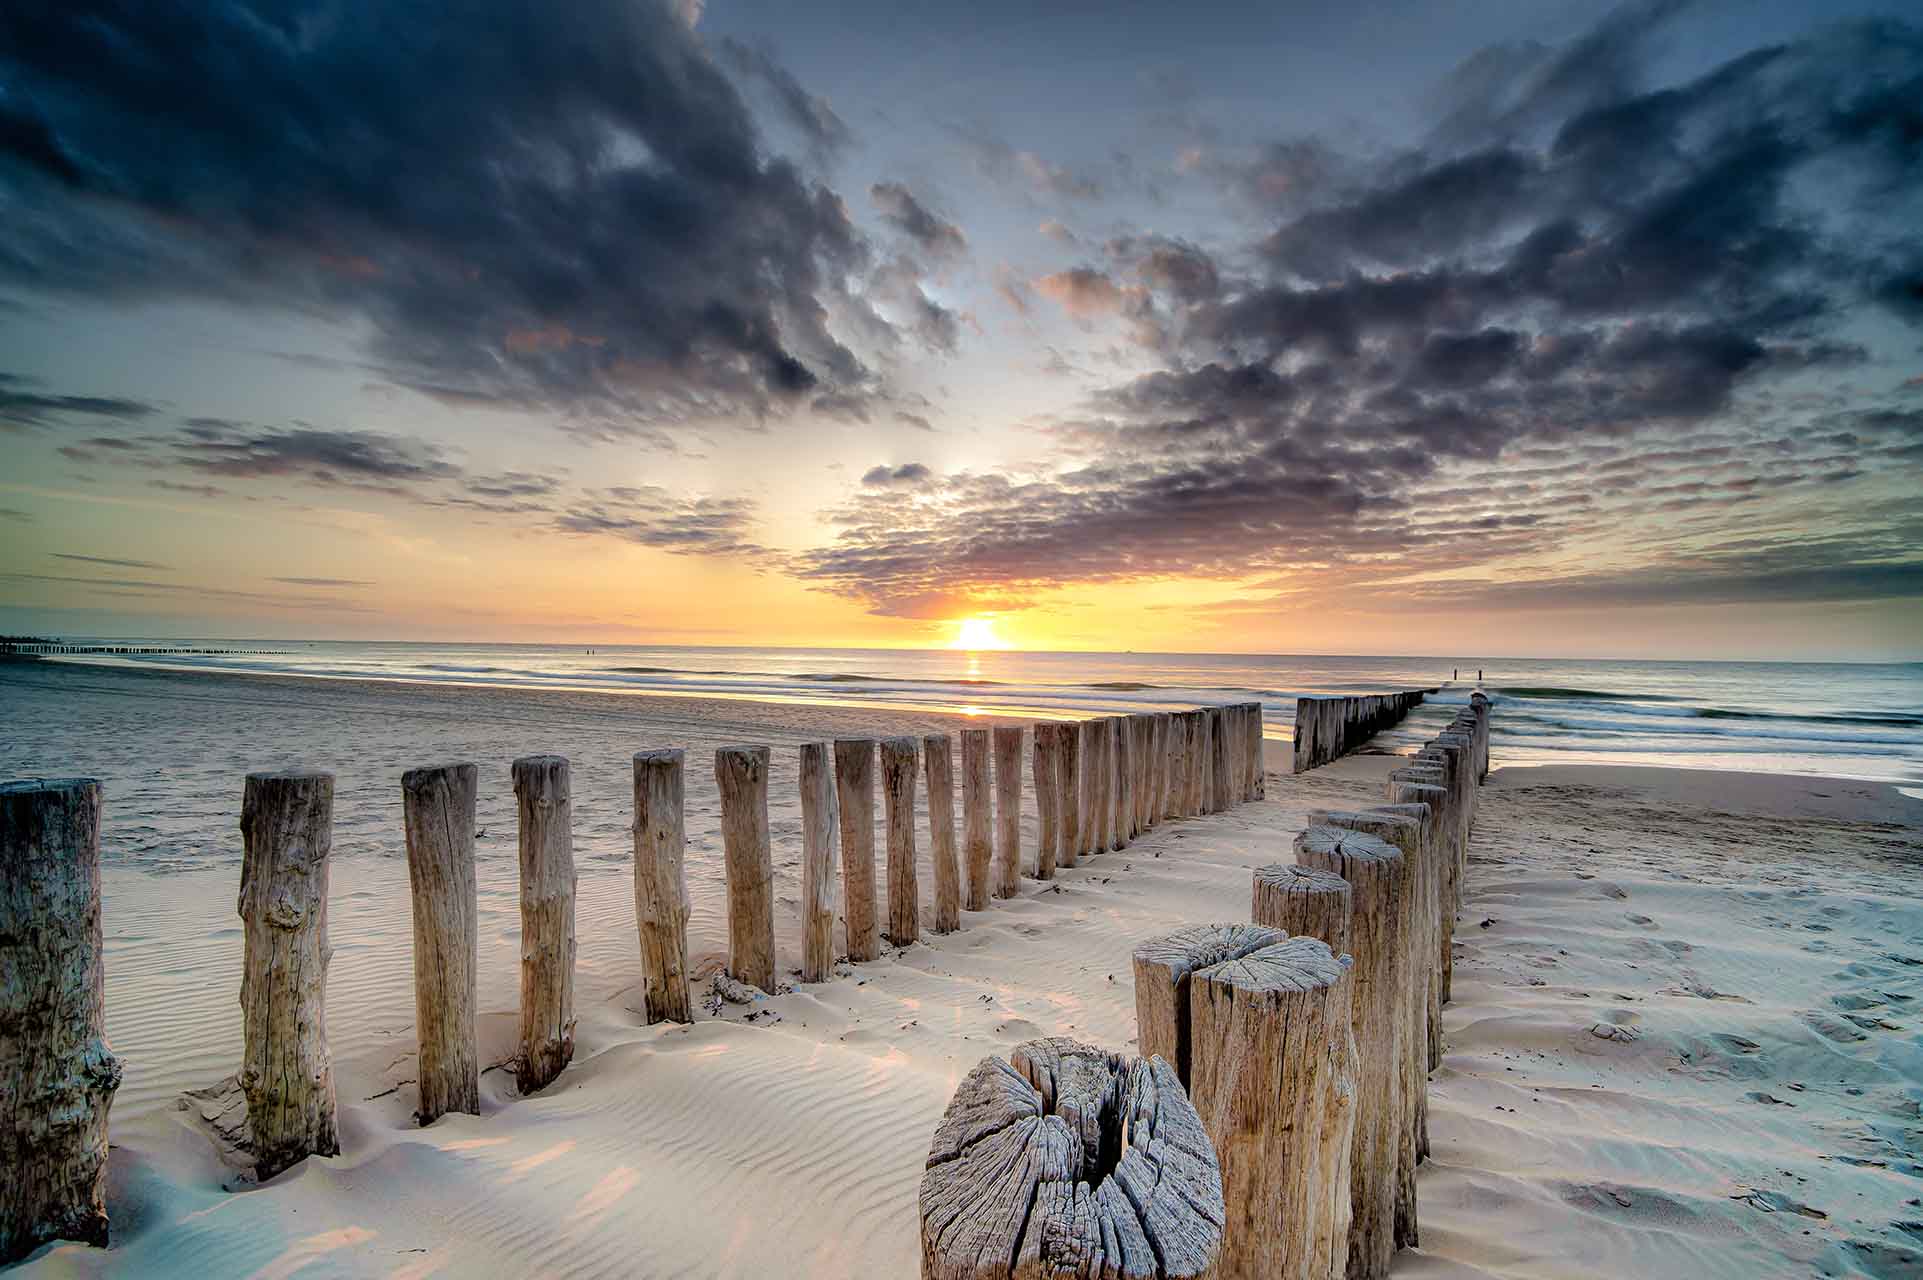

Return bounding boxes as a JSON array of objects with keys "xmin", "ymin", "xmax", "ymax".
[
  {"xmin": 800, "ymin": 10, "xmax": 1923, "ymax": 616},
  {"xmin": 870, "ymin": 184, "xmax": 967, "ymax": 259},
  {"xmin": 0, "ymin": 1, "xmax": 899, "ymax": 424},
  {"xmin": 717, "ymin": 37, "xmax": 851, "ymax": 156}
]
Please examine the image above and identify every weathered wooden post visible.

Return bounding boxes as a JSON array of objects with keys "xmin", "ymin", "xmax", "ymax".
[
  {"xmin": 1058, "ymin": 718, "xmax": 1082, "ymax": 869},
  {"xmin": 1221, "ymin": 706, "xmax": 1244, "ymax": 810},
  {"xmin": 1251, "ymin": 863, "xmax": 1352, "ymax": 954},
  {"xmin": 1208, "ymin": 707, "xmax": 1232, "ymax": 813},
  {"xmin": 1132, "ymin": 923, "xmax": 1283, "ymax": 1085},
  {"xmin": 1185, "ymin": 710, "xmax": 1208, "ymax": 817},
  {"xmin": 1385, "ymin": 783, "xmax": 1447, "ymax": 1073},
  {"xmin": 1079, "ymin": 719, "xmax": 1105, "ymax": 855},
  {"xmin": 1, "ymin": 779, "xmax": 121, "ymax": 1262},
  {"xmin": 1294, "ymin": 824, "xmax": 1411, "ymax": 1277},
  {"xmin": 991, "ymin": 725, "xmax": 1023, "ymax": 898},
  {"xmin": 960, "ymin": 729, "xmax": 993, "ymax": 908},
  {"xmin": 1162, "ymin": 711, "xmax": 1185, "ymax": 820},
  {"xmin": 715, "ymin": 746, "xmax": 777, "ymax": 993},
  {"xmin": 835, "ymin": 738, "xmax": 881, "ymax": 960},
  {"xmin": 1131, "ymin": 714, "xmax": 1154, "ymax": 833},
  {"xmin": 919, "ymin": 1038, "xmax": 1225, "ymax": 1279},
  {"xmin": 923, "ymin": 734, "xmax": 961, "ymax": 933},
  {"xmin": 1190, "ymin": 937, "xmax": 1358, "ymax": 1280},
  {"xmin": 635, "ymin": 749, "xmax": 693, "ymax": 1019},
  {"xmin": 401, "ymin": 762, "xmax": 479, "ymax": 1123},
  {"xmin": 798, "ymin": 742, "xmax": 839, "ymax": 980},
  {"xmin": 1031, "ymin": 723, "xmax": 1060, "ymax": 880},
  {"xmin": 238, "ymin": 769, "xmax": 340, "ymax": 1175},
  {"xmin": 1110, "ymin": 716, "xmax": 1131, "ymax": 850},
  {"xmin": 881, "ymin": 737, "xmax": 921, "ymax": 946},
  {"xmin": 514, "ymin": 755, "xmax": 576, "ymax": 1093},
  {"xmin": 1245, "ymin": 702, "xmax": 1265, "ymax": 800}
]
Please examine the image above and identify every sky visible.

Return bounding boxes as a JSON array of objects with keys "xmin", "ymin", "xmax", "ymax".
[{"xmin": 1, "ymin": 0, "xmax": 1920, "ymax": 659}]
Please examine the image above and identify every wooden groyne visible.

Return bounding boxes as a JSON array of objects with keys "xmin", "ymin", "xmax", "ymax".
[
  {"xmin": 0, "ymin": 696, "xmax": 1273, "ymax": 1232},
  {"xmin": 1, "ymin": 641, "xmax": 288, "ymax": 657},
  {"xmin": 1125, "ymin": 690, "xmax": 1491, "ymax": 1278},
  {"xmin": 1292, "ymin": 688, "xmax": 1438, "ymax": 773}
]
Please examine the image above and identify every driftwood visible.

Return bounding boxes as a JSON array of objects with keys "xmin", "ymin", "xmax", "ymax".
[
  {"xmin": 1131, "ymin": 924, "xmax": 1284, "ymax": 1088},
  {"xmin": 715, "ymin": 746, "xmax": 777, "ymax": 992},
  {"xmin": 238, "ymin": 769, "xmax": 340, "ymax": 1177},
  {"xmin": 1, "ymin": 778, "xmax": 121, "ymax": 1262},
  {"xmin": 1031, "ymin": 723, "xmax": 1060, "ymax": 880},
  {"xmin": 919, "ymin": 1037, "xmax": 1225, "ymax": 1279},
  {"xmin": 924, "ymin": 734, "xmax": 961, "ymax": 934},
  {"xmin": 992, "ymin": 726, "xmax": 1024, "ymax": 898},
  {"xmin": 960, "ymin": 729, "xmax": 993, "ymax": 910},
  {"xmin": 1189, "ymin": 937, "xmax": 1357, "ymax": 1280},
  {"xmin": 1058, "ymin": 718, "xmax": 1082, "ymax": 869},
  {"xmin": 1251, "ymin": 864, "xmax": 1352, "ymax": 956},
  {"xmin": 881, "ymin": 737, "xmax": 922, "ymax": 946},
  {"xmin": 836, "ymin": 739, "xmax": 881, "ymax": 959},
  {"xmin": 1295, "ymin": 824, "xmax": 1411, "ymax": 1277},
  {"xmin": 798, "ymin": 743, "xmax": 839, "ymax": 981},
  {"xmin": 400, "ymin": 762, "xmax": 479, "ymax": 1123},
  {"xmin": 513, "ymin": 755, "xmax": 577, "ymax": 1094}
]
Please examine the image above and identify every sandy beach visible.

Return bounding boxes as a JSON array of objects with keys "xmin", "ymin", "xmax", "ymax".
[{"xmin": 4, "ymin": 662, "xmax": 1922, "ymax": 1277}]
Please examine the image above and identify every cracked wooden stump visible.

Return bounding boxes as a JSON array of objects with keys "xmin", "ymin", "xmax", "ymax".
[
  {"xmin": 1250, "ymin": 864, "xmax": 1352, "ymax": 957},
  {"xmin": 400, "ymin": 762, "xmax": 479, "ymax": 1124},
  {"xmin": 237, "ymin": 769, "xmax": 339, "ymax": 1178},
  {"xmin": 1131, "ymin": 923, "xmax": 1284, "ymax": 1087},
  {"xmin": 919, "ymin": 1037, "xmax": 1224, "ymax": 1279},
  {"xmin": 1, "ymin": 778, "xmax": 121, "ymax": 1263},
  {"xmin": 1189, "ymin": 937, "xmax": 1358, "ymax": 1280}
]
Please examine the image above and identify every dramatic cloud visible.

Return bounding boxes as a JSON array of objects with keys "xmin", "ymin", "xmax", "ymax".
[
  {"xmin": 0, "ymin": 0, "xmax": 905, "ymax": 424},
  {"xmin": 799, "ymin": 9, "xmax": 1923, "ymax": 616},
  {"xmin": 870, "ymin": 183, "xmax": 967, "ymax": 258},
  {"xmin": 0, "ymin": 373, "xmax": 156, "ymax": 431}
]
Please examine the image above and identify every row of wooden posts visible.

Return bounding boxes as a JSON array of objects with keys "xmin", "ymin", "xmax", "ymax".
[
  {"xmin": 0, "ymin": 701, "xmax": 1266, "ymax": 1264},
  {"xmin": 919, "ymin": 692, "xmax": 1492, "ymax": 1280}
]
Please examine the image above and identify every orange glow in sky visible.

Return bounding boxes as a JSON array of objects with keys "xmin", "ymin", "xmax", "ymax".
[{"xmin": 950, "ymin": 617, "xmax": 1010, "ymax": 650}]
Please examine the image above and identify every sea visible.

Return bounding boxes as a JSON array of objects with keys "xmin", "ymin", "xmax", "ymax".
[{"xmin": 13, "ymin": 638, "xmax": 1922, "ymax": 791}]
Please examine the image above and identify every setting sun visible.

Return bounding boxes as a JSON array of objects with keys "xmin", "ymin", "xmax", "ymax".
[{"xmin": 950, "ymin": 616, "xmax": 1010, "ymax": 650}]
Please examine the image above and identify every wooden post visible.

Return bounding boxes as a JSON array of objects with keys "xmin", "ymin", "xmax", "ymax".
[
  {"xmin": 400, "ymin": 762, "xmax": 479, "ymax": 1124},
  {"xmin": 991, "ymin": 725, "xmax": 1023, "ymax": 898},
  {"xmin": 715, "ymin": 746, "xmax": 777, "ymax": 992},
  {"xmin": 1132, "ymin": 923, "xmax": 1284, "ymax": 1086},
  {"xmin": 1222, "ymin": 706, "xmax": 1244, "ymax": 810},
  {"xmin": 1245, "ymin": 701, "xmax": 1266, "ymax": 800},
  {"xmin": 959, "ymin": 729, "xmax": 992, "ymax": 909},
  {"xmin": 1294, "ymin": 824, "xmax": 1411, "ymax": 1278},
  {"xmin": 1110, "ymin": 716, "xmax": 1131, "ymax": 850},
  {"xmin": 1145, "ymin": 713, "xmax": 1166, "ymax": 827},
  {"xmin": 798, "ymin": 743, "xmax": 839, "ymax": 981},
  {"xmin": 1130, "ymin": 714, "xmax": 1153, "ymax": 833},
  {"xmin": 1251, "ymin": 863, "xmax": 1352, "ymax": 955},
  {"xmin": 835, "ymin": 739, "xmax": 881, "ymax": 960},
  {"xmin": 1185, "ymin": 710, "xmax": 1208, "ymax": 817},
  {"xmin": 1, "ymin": 779, "xmax": 120, "ymax": 1262},
  {"xmin": 923, "ymin": 734, "xmax": 961, "ymax": 934},
  {"xmin": 1057, "ymin": 719, "xmax": 1082, "ymax": 869},
  {"xmin": 1189, "ymin": 937, "xmax": 1358, "ymax": 1280},
  {"xmin": 634, "ymin": 749, "xmax": 693, "ymax": 1020},
  {"xmin": 919, "ymin": 1038, "xmax": 1225, "ymax": 1279},
  {"xmin": 513, "ymin": 755, "xmax": 576, "ymax": 1094},
  {"xmin": 1031, "ymin": 723, "xmax": 1060, "ymax": 880},
  {"xmin": 237, "ymin": 769, "xmax": 340, "ymax": 1177},
  {"xmin": 881, "ymin": 736, "xmax": 921, "ymax": 946},
  {"xmin": 1079, "ymin": 719, "xmax": 1104, "ymax": 856},
  {"xmin": 1161, "ymin": 711, "xmax": 1183, "ymax": 820},
  {"xmin": 1385, "ymin": 782, "xmax": 1447, "ymax": 1072},
  {"xmin": 1208, "ymin": 707, "xmax": 1232, "ymax": 813}
]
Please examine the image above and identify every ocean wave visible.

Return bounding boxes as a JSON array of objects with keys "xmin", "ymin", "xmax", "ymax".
[
  {"xmin": 1694, "ymin": 708, "xmax": 1923, "ymax": 728},
  {"xmin": 1495, "ymin": 686, "xmax": 1682, "ymax": 702},
  {"xmin": 1085, "ymin": 680, "xmax": 1158, "ymax": 691}
]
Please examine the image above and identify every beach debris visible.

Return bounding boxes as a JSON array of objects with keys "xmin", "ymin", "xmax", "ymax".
[
  {"xmin": 1730, "ymin": 1188, "xmax": 1827, "ymax": 1220},
  {"xmin": 1588, "ymin": 1022, "xmax": 1642, "ymax": 1043}
]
